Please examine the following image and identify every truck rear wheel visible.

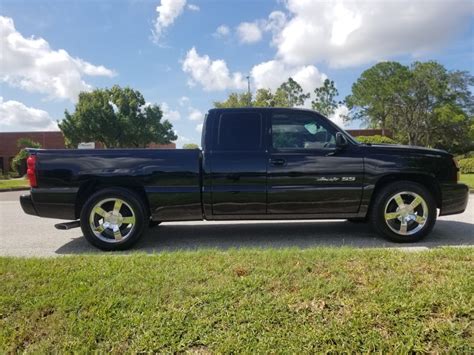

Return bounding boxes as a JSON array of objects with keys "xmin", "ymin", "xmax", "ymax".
[
  {"xmin": 370, "ymin": 181, "xmax": 436, "ymax": 243},
  {"xmin": 80, "ymin": 188, "xmax": 147, "ymax": 251}
]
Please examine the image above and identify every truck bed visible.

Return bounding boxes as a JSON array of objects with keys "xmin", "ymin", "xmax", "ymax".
[{"xmin": 27, "ymin": 148, "xmax": 203, "ymax": 221}]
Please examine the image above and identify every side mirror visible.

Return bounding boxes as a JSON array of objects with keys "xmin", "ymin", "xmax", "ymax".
[{"xmin": 335, "ymin": 132, "xmax": 348, "ymax": 149}]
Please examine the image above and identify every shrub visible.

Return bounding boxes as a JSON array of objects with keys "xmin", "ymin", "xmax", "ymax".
[
  {"xmin": 458, "ymin": 158, "xmax": 474, "ymax": 174},
  {"xmin": 182, "ymin": 143, "xmax": 200, "ymax": 149},
  {"xmin": 11, "ymin": 138, "xmax": 41, "ymax": 175},
  {"xmin": 454, "ymin": 151, "xmax": 474, "ymax": 161},
  {"xmin": 356, "ymin": 135, "xmax": 396, "ymax": 144}
]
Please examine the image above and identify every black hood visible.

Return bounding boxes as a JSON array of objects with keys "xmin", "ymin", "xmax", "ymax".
[{"xmin": 359, "ymin": 143, "xmax": 452, "ymax": 158}]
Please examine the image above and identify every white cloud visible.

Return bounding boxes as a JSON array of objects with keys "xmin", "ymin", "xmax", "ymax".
[
  {"xmin": 264, "ymin": 11, "xmax": 287, "ymax": 35},
  {"xmin": 0, "ymin": 16, "xmax": 116, "ymax": 102},
  {"xmin": 181, "ymin": 49, "xmax": 328, "ymax": 98},
  {"xmin": 188, "ymin": 107, "xmax": 203, "ymax": 121},
  {"xmin": 237, "ymin": 22, "xmax": 262, "ymax": 44},
  {"xmin": 275, "ymin": 0, "xmax": 473, "ymax": 67},
  {"xmin": 0, "ymin": 97, "xmax": 57, "ymax": 131},
  {"xmin": 328, "ymin": 105, "xmax": 349, "ymax": 128},
  {"xmin": 178, "ymin": 96, "xmax": 189, "ymax": 106},
  {"xmin": 251, "ymin": 60, "xmax": 326, "ymax": 94},
  {"xmin": 235, "ymin": 11, "xmax": 286, "ymax": 45},
  {"xmin": 153, "ymin": 0, "xmax": 187, "ymax": 42},
  {"xmin": 213, "ymin": 25, "xmax": 230, "ymax": 38},
  {"xmin": 195, "ymin": 123, "xmax": 203, "ymax": 133},
  {"xmin": 161, "ymin": 102, "xmax": 181, "ymax": 122},
  {"xmin": 182, "ymin": 47, "xmax": 246, "ymax": 91},
  {"xmin": 187, "ymin": 4, "xmax": 200, "ymax": 11}
]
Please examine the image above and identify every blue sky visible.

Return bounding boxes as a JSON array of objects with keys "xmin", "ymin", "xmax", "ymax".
[{"xmin": 1, "ymin": 0, "xmax": 473, "ymax": 147}]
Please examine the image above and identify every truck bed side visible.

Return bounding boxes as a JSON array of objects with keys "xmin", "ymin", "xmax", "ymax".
[{"xmin": 29, "ymin": 148, "xmax": 202, "ymax": 221}]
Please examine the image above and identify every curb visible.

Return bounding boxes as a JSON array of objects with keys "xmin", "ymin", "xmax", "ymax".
[{"xmin": 0, "ymin": 187, "xmax": 30, "ymax": 193}]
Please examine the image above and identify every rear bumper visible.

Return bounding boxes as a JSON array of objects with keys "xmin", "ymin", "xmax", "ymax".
[
  {"xmin": 20, "ymin": 194, "xmax": 38, "ymax": 216},
  {"xmin": 439, "ymin": 183, "xmax": 469, "ymax": 216},
  {"xmin": 19, "ymin": 188, "xmax": 77, "ymax": 220}
]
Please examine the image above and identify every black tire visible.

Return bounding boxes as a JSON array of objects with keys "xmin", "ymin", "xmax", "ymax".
[
  {"xmin": 80, "ymin": 188, "xmax": 147, "ymax": 251},
  {"xmin": 370, "ymin": 181, "xmax": 437, "ymax": 243}
]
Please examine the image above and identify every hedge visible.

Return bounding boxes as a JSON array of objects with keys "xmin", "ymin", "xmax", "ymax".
[
  {"xmin": 356, "ymin": 135, "xmax": 396, "ymax": 144},
  {"xmin": 458, "ymin": 158, "xmax": 474, "ymax": 174}
]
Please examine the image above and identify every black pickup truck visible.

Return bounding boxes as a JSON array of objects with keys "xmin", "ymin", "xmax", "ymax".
[{"xmin": 20, "ymin": 108, "xmax": 468, "ymax": 250}]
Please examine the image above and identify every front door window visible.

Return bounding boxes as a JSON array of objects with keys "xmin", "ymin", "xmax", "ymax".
[{"xmin": 272, "ymin": 113, "xmax": 337, "ymax": 150}]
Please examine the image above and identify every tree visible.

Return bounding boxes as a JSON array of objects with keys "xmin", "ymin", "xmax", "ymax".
[
  {"xmin": 214, "ymin": 77, "xmax": 311, "ymax": 109},
  {"xmin": 275, "ymin": 77, "xmax": 310, "ymax": 107},
  {"xmin": 253, "ymin": 89, "xmax": 276, "ymax": 107},
  {"xmin": 58, "ymin": 85, "xmax": 177, "ymax": 148},
  {"xmin": 311, "ymin": 79, "xmax": 339, "ymax": 117},
  {"xmin": 214, "ymin": 92, "xmax": 252, "ymax": 108},
  {"xmin": 182, "ymin": 143, "xmax": 199, "ymax": 149},
  {"xmin": 11, "ymin": 138, "xmax": 41, "ymax": 174},
  {"xmin": 345, "ymin": 61, "xmax": 409, "ymax": 135},
  {"xmin": 345, "ymin": 61, "xmax": 473, "ymax": 153}
]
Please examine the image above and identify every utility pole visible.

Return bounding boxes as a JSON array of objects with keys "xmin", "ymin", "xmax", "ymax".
[{"xmin": 246, "ymin": 75, "xmax": 251, "ymax": 106}]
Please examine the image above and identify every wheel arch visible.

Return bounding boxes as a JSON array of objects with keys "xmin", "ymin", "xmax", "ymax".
[
  {"xmin": 74, "ymin": 180, "xmax": 150, "ymax": 219},
  {"xmin": 370, "ymin": 173, "xmax": 442, "ymax": 210}
]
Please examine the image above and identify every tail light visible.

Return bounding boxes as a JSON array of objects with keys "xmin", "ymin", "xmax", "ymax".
[{"xmin": 27, "ymin": 155, "xmax": 37, "ymax": 188}]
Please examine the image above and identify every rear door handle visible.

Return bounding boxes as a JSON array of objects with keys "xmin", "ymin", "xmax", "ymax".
[{"xmin": 270, "ymin": 158, "xmax": 286, "ymax": 166}]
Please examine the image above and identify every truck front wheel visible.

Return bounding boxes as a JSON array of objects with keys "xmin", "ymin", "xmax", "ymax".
[
  {"xmin": 80, "ymin": 188, "xmax": 147, "ymax": 251},
  {"xmin": 371, "ymin": 181, "xmax": 437, "ymax": 243}
]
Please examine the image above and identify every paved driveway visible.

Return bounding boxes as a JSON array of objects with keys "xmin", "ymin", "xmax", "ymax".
[{"xmin": 1, "ymin": 190, "xmax": 473, "ymax": 257}]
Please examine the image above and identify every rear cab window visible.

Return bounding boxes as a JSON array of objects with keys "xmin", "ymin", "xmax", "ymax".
[{"xmin": 213, "ymin": 112, "xmax": 264, "ymax": 151}]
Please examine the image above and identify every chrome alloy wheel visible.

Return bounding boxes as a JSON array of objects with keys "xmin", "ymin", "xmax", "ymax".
[
  {"xmin": 89, "ymin": 198, "xmax": 136, "ymax": 243},
  {"xmin": 384, "ymin": 191, "xmax": 428, "ymax": 236}
]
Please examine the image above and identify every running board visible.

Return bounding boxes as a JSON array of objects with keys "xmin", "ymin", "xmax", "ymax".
[{"xmin": 55, "ymin": 221, "xmax": 80, "ymax": 230}]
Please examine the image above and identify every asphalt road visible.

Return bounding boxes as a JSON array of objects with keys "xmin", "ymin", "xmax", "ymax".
[{"xmin": 1, "ymin": 190, "xmax": 473, "ymax": 257}]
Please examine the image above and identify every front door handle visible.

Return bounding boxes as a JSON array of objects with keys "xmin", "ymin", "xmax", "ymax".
[{"xmin": 270, "ymin": 158, "xmax": 286, "ymax": 166}]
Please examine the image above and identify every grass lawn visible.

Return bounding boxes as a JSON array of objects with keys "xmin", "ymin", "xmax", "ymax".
[
  {"xmin": 0, "ymin": 178, "xmax": 28, "ymax": 190},
  {"xmin": 460, "ymin": 174, "xmax": 474, "ymax": 189},
  {"xmin": 1, "ymin": 248, "xmax": 472, "ymax": 353}
]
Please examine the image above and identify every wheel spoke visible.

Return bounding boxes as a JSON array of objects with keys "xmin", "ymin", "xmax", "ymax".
[
  {"xmin": 399, "ymin": 220, "xmax": 408, "ymax": 234},
  {"xmin": 415, "ymin": 215, "xmax": 426, "ymax": 224},
  {"xmin": 95, "ymin": 224, "xmax": 105, "ymax": 233},
  {"xmin": 93, "ymin": 206, "xmax": 108, "ymax": 218},
  {"xmin": 122, "ymin": 216, "xmax": 135, "ymax": 224},
  {"xmin": 385, "ymin": 212, "xmax": 400, "ymax": 220},
  {"xmin": 113, "ymin": 199, "xmax": 123, "ymax": 214},
  {"xmin": 409, "ymin": 196, "xmax": 422, "ymax": 211},
  {"xmin": 113, "ymin": 226, "xmax": 122, "ymax": 241},
  {"xmin": 394, "ymin": 194, "xmax": 404, "ymax": 208}
]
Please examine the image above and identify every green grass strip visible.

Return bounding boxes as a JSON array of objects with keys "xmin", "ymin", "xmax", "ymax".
[
  {"xmin": 1, "ymin": 247, "xmax": 473, "ymax": 353},
  {"xmin": 460, "ymin": 174, "xmax": 474, "ymax": 189},
  {"xmin": 0, "ymin": 178, "xmax": 28, "ymax": 190}
]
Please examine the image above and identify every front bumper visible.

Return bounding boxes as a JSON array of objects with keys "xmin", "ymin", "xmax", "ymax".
[{"xmin": 439, "ymin": 183, "xmax": 469, "ymax": 216}]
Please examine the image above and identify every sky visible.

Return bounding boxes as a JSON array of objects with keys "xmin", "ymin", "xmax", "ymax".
[{"xmin": 1, "ymin": 0, "xmax": 473, "ymax": 147}]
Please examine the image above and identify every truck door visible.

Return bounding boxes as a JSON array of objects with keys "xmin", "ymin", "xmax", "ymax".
[
  {"xmin": 208, "ymin": 110, "xmax": 267, "ymax": 215},
  {"xmin": 267, "ymin": 110, "xmax": 364, "ymax": 215}
]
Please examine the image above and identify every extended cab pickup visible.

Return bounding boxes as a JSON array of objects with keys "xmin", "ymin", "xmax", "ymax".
[{"xmin": 20, "ymin": 108, "xmax": 469, "ymax": 250}]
